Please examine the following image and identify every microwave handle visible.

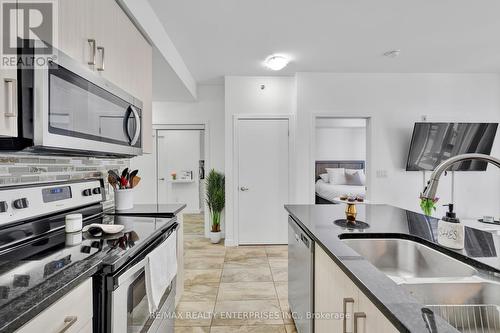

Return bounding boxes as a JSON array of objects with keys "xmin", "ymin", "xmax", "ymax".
[
  {"xmin": 130, "ymin": 106, "xmax": 141, "ymax": 146},
  {"xmin": 124, "ymin": 106, "xmax": 141, "ymax": 146}
]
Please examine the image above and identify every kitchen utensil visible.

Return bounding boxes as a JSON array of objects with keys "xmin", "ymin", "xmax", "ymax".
[
  {"xmin": 108, "ymin": 170, "xmax": 120, "ymax": 184},
  {"xmin": 129, "ymin": 169, "xmax": 138, "ymax": 183},
  {"xmin": 108, "ymin": 175, "xmax": 118, "ymax": 190},
  {"xmin": 121, "ymin": 168, "xmax": 129, "ymax": 180},
  {"xmin": 120, "ymin": 176, "xmax": 128, "ymax": 189},
  {"xmin": 131, "ymin": 176, "xmax": 141, "ymax": 188}
]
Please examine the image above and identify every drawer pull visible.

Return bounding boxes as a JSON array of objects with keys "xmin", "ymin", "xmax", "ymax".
[
  {"xmin": 87, "ymin": 39, "xmax": 96, "ymax": 65},
  {"xmin": 343, "ymin": 297, "xmax": 355, "ymax": 333},
  {"xmin": 97, "ymin": 46, "xmax": 105, "ymax": 71},
  {"xmin": 4, "ymin": 78, "xmax": 17, "ymax": 117},
  {"xmin": 354, "ymin": 312, "xmax": 366, "ymax": 333},
  {"xmin": 58, "ymin": 316, "xmax": 77, "ymax": 333}
]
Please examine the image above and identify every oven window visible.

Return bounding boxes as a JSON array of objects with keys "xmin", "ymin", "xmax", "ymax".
[
  {"xmin": 127, "ymin": 271, "xmax": 150, "ymax": 333},
  {"xmin": 48, "ymin": 62, "xmax": 141, "ymax": 147}
]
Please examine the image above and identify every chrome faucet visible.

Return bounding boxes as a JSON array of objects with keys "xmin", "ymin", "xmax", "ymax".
[{"xmin": 421, "ymin": 153, "xmax": 500, "ymax": 201}]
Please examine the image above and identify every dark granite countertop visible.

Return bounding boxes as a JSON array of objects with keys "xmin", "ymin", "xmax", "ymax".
[
  {"xmin": 0, "ymin": 207, "xmax": 185, "ymax": 333},
  {"xmin": 285, "ymin": 204, "xmax": 500, "ymax": 333},
  {"xmin": 105, "ymin": 203, "xmax": 187, "ymax": 217}
]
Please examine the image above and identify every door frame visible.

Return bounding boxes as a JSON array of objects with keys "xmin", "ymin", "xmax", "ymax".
[
  {"xmin": 153, "ymin": 122, "xmax": 212, "ymax": 237},
  {"xmin": 232, "ymin": 114, "xmax": 295, "ymax": 246},
  {"xmin": 310, "ymin": 114, "xmax": 372, "ymax": 203}
]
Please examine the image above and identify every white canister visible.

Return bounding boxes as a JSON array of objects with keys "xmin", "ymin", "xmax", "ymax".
[
  {"xmin": 65, "ymin": 214, "xmax": 83, "ymax": 233},
  {"xmin": 114, "ymin": 188, "xmax": 134, "ymax": 210}
]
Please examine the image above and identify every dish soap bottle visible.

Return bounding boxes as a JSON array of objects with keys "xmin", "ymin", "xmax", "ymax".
[{"xmin": 437, "ymin": 204, "xmax": 464, "ymax": 250}]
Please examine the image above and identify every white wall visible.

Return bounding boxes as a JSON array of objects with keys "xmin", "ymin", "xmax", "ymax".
[
  {"xmin": 130, "ymin": 84, "xmax": 225, "ymax": 206},
  {"xmin": 315, "ymin": 126, "xmax": 366, "ymax": 161},
  {"xmin": 224, "ymin": 76, "xmax": 296, "ymax": 246},
  {"xmin": 295, "ymin": 73, "xmax": 500, "ymax": 220},
  {"xmin": 157, "ymin": 130, "xmax": 201, "ymax": 213}
]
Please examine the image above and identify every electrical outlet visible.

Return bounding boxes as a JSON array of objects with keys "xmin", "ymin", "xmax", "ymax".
[{"xmin": 376, "ymin": 170, "xmax": 388, "ymax": 178}]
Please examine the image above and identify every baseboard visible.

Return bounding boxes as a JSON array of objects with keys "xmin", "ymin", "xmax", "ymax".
[{"xmin": 224, "ymin": 238, "xmax": 237, "ymax": 247}]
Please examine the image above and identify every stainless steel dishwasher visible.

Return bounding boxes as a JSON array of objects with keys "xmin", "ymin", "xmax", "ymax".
[{"xmin": 288, "ymin": 216, "xmax": 314, "ymax": 333}]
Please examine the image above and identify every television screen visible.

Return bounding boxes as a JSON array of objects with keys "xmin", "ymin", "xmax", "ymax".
[{"xmin": 406, "ymin": 122, "xmax": 498, "ymax": 171}]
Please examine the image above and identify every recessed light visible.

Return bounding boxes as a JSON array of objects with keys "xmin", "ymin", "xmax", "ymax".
[
  {"xmin": 383, "ymin": 49, "xmax": 401, "ymax": 58},
  {"xmin": 264, "ymin": 54, "xmax": 290, "ymax": 71}
]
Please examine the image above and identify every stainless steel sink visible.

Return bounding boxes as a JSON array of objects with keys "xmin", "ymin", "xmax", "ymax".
[
  {"xmin": 342, "ymin": 238, "xmax": 477, "ymax": 279},
  {"xmin": 401, "ymin": 281, "xmax": 500, "ymax": 305},
  {"xmin": 402, "ymin": 282, "xmax": 500, "ymax": 332}
]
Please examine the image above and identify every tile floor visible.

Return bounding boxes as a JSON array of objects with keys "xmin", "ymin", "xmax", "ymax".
[{"xmin": 176, "ymin": 213, "xmax": 297, "ymax": 333}]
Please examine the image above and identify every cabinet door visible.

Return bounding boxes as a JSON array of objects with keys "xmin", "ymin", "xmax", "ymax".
[
  {"xmin": 357, "ymin": 292, "xmax": 399, "ymax": 333},
  {"xmin": 315, "ymin": 244, "xmax": 359, "ymax": 333},
  {"xmin": 57, "ymin": 0, "xmax": 95, "ymax": 67},
  {"xmin": 0, "ymin": 69, "xmax": 18, "ymax": 137}
]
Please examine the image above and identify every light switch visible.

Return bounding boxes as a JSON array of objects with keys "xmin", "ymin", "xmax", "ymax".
[{"xmin": 376, "ymin": 170, "xmax": 388, "ymax": 178}]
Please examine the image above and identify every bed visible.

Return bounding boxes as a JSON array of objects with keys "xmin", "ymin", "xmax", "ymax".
[{"xmin": 315, "ymin": 160, "xmax": 366, "ymax": 204}]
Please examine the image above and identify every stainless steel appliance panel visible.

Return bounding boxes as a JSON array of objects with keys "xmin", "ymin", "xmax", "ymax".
[{"xmin": 288, "ymin": 216, "xmax": 314, "ymax": 333}]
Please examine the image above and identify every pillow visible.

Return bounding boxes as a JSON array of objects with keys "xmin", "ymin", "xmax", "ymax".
[
  {"xmin": 319, "ymin": 173, "xmax": 329, "ymax": 182},
  {"xmin": 326, "ymin": 168, "xmax": 347, "ymax": 185},
  {"xmin": 345, "ymin": 169, "xmax": 366, "ymax": 186}
]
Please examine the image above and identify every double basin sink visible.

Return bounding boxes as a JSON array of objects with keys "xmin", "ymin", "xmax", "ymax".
[{"xmin": 342, "ymin": 238, "xmax": 500, "ymax": 332}]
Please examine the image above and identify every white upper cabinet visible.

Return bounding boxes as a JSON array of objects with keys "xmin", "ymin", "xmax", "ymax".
[{"xmin": 56, "ymin": 0, "xmax": 153, "ymax": 153}]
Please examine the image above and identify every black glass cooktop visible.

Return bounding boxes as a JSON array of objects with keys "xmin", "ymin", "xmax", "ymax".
[{"xmin": 0, "ymin": 206, "xmax": 174, "ymax": 306}]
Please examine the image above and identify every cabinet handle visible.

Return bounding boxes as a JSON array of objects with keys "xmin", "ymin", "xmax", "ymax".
[
  {"xmin": 97, "ymin": 46, "xmax": 105, "ymax": 71},
  {"xmin": 353, "ymin": 312, "xmax": 366, "ymax": 333},
  {"xmin": 4, "ymin": 78, "xmax": 17, "ymax": 117},
  {"xmin": 343, "ymin": 297, "xmax": 355, "ymax": 333},
  {"xmin": 87, "ymin": 39, "xmax": 96, "ymax": 65},
  {"xmin": 58, "ymin": 316, "xmax": 78, "ymax": 333}
]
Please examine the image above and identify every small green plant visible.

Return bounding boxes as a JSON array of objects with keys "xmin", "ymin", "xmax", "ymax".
[
  {"xmin": 420, "ymin": 196, "xmax": 438, "ymax": 216},
  {"xmin": 206, "ymin": 170, "xmax": 225, "ymax": 232}
]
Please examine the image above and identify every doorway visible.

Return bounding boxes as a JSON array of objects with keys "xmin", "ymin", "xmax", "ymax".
[
  {"xmin": 156, "ymin": 127, "xmax": 205, "ymax": 215},
  {"xmin": 313, "ymin": 117, "xmax": 368, "ymax": 204},
  {"xmin": 235, "ymin": 117, "xmax": 290, "ymax": 245}
]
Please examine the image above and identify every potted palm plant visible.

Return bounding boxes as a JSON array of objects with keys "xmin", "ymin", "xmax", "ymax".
[{"xmin": 206, "ymin": 169, "xmax": 225, "ymax": 244}]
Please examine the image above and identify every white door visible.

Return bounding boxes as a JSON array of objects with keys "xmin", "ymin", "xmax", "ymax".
[
  {"xmin": 237, "ymin": 118, "xmax": 289, "ymax": 244},
  {"xmin": 157, "ymin": 130, "xmax": 202, "ymax": 213}
]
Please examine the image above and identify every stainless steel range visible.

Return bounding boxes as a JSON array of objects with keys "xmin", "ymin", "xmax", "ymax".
[{"xmin": 0, "ymin": 179, "xmax": 178, "ymax": 333}]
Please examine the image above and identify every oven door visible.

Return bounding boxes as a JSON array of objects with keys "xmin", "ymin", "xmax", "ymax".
[
  {"xmin": 111, "ymin": 260, "xmax": 175, "ymax": 333},
  {"xmin": 31, "ymin": 47, "xmax": 143, "ymax": 157}
]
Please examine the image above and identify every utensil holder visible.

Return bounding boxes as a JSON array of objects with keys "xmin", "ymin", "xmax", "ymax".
[{"xmin": 114, "ymin": 188, "xmax": 134, "ymax": 210}]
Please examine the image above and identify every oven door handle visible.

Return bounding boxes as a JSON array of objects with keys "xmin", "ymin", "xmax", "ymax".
[{"xmin": 109, "ymin": 222, "xmax": 178, "ymax": 290}]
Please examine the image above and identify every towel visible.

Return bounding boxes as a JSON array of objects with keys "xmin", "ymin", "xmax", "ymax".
[{"xmin": 145, "ymin": 231, "xmax": 177, "ymax": 313}]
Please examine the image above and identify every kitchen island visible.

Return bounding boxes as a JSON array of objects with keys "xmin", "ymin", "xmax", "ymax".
[{"xmin": 285, "ymin": 204, "xmax": 500, "ymax": 333}]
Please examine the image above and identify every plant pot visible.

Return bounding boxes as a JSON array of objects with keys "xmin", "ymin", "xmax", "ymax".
[
  {"xmin": 209, "ymin": 231, "xmax": 221, "ymax": 244},
  {"xmin": 114, "ymin": 188, "xmax": 134, "ymax": 210}
]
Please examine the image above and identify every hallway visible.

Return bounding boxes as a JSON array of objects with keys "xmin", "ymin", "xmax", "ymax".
[{"xmin": 175, "ymin": 213, "xmax": 297, "ymax": 333}]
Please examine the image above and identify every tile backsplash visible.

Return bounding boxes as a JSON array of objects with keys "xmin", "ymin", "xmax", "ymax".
[{"xmin": 0, "ymin": 154, "xmax": 129, "ymax": 207}]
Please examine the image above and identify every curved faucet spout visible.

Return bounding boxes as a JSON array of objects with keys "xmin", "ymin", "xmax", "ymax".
[{"xmin": 421, "ymin": 153, "xmax": 500, "ymax": 201}]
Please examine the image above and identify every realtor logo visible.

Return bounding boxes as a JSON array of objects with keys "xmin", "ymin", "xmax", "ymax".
[{"xmin": 1, "ymin": 0, "xmax": 57, "ymax": 67}]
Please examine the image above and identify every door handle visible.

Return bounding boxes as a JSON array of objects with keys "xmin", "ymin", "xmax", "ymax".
[
  {"xmin": 87, "ymin": 39, "xmax": 96, "ymax": 65},
  {"xmin": 4, "ymin": 78, "xmax": 17, "ymax": 117},
  {"xmin": 97, "ymin": 46, "xmax": 105, "ymax": 71},
  {"xmin": 159, "ymin": 178, "xmax": 165, "ymax": 181},
  {"xmin": 353, "ymin": 312, "xmax": 366, "ymax": 333},
  {"xmin": 240, "ymin": 186, "xmax": 249, "ymax": 191},
  {"xmin": 57, "ymin": 316, "xmax": 78, "ymax": 333},
  {"xmin": 343, "ymin": 297, "xmax": 355, "ymax": 333}
]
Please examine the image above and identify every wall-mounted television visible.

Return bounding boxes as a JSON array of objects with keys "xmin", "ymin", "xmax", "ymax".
[{"xmin": 406, "ymin": 122, "xmax": 498, "ymax": 171}]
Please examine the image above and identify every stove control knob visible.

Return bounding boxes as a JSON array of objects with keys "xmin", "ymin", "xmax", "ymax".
[
  {"xmin": 13, "ymin": 198, "xmax": 29, "ymax": 209},
  {"xmin": 92, "ymin": 187, "xmax": 101, "ymax": 195},
  {"xmin": 82, "ymin": 189, "xmax": 93, "ymax": 197},
  {"xmin": 0, "ymin": 201, "xmax": 8, "ymax": 213}
]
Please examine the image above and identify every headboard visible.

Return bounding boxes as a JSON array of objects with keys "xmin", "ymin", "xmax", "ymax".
[{"xmin": 315, "ymin": 160, "xmax": 365, "ymax": 180}]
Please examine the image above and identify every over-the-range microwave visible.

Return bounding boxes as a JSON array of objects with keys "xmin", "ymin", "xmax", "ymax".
[{"xmin": 0, "ymin": 40, "xmax": 143, "ymax": 157}]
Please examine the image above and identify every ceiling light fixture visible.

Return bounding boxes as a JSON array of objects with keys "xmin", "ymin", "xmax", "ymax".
[
  {"xmin": 264, "ymin": 54, "xmax": 290, "ymax": 71},
  {"xmin": 383, "ymin": 49, "xmax": 401, "ymax": 58}
]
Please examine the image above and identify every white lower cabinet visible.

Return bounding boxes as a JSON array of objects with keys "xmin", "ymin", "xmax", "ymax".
[
  {"xmin": 16, "ymin": 278, "xmax": 93, "ymax": 333},
  {"xmin": 314, "ymin": 244, "xmax": 398, "ymax": 333}
]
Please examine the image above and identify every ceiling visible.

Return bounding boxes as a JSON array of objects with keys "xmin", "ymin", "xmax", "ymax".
[{"xmin": 148, "ymin": 0, "xmax": 500, "ymax": 84}]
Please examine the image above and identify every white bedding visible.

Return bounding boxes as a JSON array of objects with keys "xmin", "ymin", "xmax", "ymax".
[{"xmin": 315, "ymin": 179, "xmax": 366, "ymax": 202}]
